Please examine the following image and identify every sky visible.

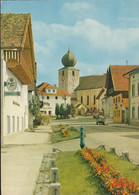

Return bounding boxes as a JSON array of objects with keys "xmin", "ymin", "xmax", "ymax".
[{"xmin": 2, "ymin": 0, "xmax": 139, "ymax": 86}]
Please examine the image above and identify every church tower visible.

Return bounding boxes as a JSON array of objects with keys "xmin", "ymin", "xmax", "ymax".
[{"xmin": 58, "ymin": 49, "xmax": 80, "ymax": 95}]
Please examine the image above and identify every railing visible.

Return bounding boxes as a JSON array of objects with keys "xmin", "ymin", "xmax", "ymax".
[{"xmin": 4, "ymin": 50, "xmax": 20, "ymax": 63}]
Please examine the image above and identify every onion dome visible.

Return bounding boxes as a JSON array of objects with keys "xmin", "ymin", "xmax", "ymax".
[{"xmin": 61, "ymin": 49, "xmax": 77, "ymax": 67}]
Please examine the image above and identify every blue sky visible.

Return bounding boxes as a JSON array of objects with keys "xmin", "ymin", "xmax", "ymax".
[{"xmin": 2, "ymin": 0, "xmax": 139, "ymax": 86}]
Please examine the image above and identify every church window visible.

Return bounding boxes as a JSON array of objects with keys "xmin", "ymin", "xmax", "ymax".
[
  {"xmin": 87, "ymin": 96, "xmax": 89, "ymax": 105},
  {"xmin": 62, "ymin": 71, "xmax": 64, "ymax": 76},
  {"xmin": 81, "ymin": 96, "xmax": 82, "ymax": 103},
  {"xmin": 93, "ymin": 95, "xmax": 96, "ymax": 104},
  {"xmin": 72, "ymin": 71, "xmax": 75, "ymax": 76}
]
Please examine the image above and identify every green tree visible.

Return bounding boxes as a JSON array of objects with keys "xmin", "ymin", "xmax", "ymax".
[
  {"xmin": 55, "ymin": 104, "xmax": 60, "ymax": 119},
  {"xmin": 71, "ymin": 104, "xmax": 75, "ymax": 117},
  {"xmin": 65, "ymin": 104, "xmax": 71, "ymax": 118},
  {"xmin": 60, "ymin": 104, "xmax": 65, "ymax": 118},
  {"xmin": 29, "ymin": 87, "xmax": 42, "ymax": 126}
]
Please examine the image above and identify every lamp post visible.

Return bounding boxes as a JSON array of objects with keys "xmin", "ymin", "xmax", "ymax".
[{"xmin": 80, "ymin": 126, "xmax": 85, "ymax": 148}]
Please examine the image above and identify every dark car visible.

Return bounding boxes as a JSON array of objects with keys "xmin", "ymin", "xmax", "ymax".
[{"xmin": 96, "ymin": 115, "xmax": 106, "ymax": 125}]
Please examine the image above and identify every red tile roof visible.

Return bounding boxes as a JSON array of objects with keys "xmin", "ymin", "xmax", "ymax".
[
  {"xmin": 37, "ymin": 83, "xmax": 70, "ymax": 96},
  {"xmin": 123, "ymin": 98, "xmax": 129, "ymax": 108},
  {"xmin": 110, "ymin": 65, "xmax": 139, "ymax": 91}
]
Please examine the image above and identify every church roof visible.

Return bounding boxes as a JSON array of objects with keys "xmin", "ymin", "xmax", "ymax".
[
  {"xmin": 75, "ymin": 74, "xmax": 106, "ymax": 91},
  {"xmin": 62, "ymin": 50, "xmax": 77, "ymax": 67}
]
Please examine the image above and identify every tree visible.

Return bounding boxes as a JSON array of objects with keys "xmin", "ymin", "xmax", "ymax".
[
  {"xmin": 65, "ymin": 104, "xmax": 71, "ymax": 118},
  {"xmin": 71, "ymin": 104, "xmax": 75, "ymax": 117},
  {"xmin": 60, "ymin": 104, "xmax": 65, "ymax": 118},
  {"xmin": 55, "ymin": 104, "xmax": 60, "ymax": 119},
  {"xmin": 29, "ymin": 87, "xmax": 42, "ymax": 126}
]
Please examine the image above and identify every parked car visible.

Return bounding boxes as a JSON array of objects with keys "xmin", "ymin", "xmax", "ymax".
[{"xmin": 96, "ymin": 115, "xmax": 106, "ymax": 125}]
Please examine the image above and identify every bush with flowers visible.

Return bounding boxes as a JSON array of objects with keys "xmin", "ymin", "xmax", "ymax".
[{"xmin": 79, "ymin": 148, "xmax": 139, "ymax": 195}]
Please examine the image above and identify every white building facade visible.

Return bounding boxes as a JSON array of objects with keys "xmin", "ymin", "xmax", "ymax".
[
  {"xmin": 128, "ymin": 68, "xmax": 139, "ymax": 125},
  {"xmin": 1, "ymin": 52, "xmax": 29, "ymax": 136},
  {"xmin": 38, "ymin": 83, "xmax": 71, "ymax": 115}
]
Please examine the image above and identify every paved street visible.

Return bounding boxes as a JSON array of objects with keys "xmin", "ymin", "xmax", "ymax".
[
  {"xmin": 52, "ymin": 117, "xmax": 139, "ymax": 165},
  {"xmin": 1, "ymin": 117, "xmax": 139, "ymax": 195}
]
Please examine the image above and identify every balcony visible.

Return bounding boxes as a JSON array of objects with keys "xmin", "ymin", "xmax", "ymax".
[{"xmin": 4, "ymin": 50, "xmax": 33, "ymax": 85}]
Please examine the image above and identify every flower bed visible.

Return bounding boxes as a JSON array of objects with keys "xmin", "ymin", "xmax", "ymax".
[
  {"xmin": 60, "ymin": 128, "xmax": 71, "ymax": 137},
  {"xmin": 79, "ymin": 148, "xmax": 139, "ymax": 195}
]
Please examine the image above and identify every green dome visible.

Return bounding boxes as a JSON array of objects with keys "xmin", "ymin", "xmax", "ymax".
[{"xmin": 62, "ymin": 50, "xmax": 77, "ymax": 67}]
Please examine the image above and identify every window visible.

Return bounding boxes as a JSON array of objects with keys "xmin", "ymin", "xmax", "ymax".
[
  {"xmin": 17, "ymin": 117, "xmax": 19, "ymax": 131},
  {"xmin": 53, "ymin": 89, "xmax": 56, "ymax": 93},
  {"xmin": 7, "ymin": 116, "xmax": 10, "ymax": 134},
  {"xmin": 138, "ymin": 106, "xmax": 139, "ymax": 119},
  {"xmin": 80, "ymin": 96, "xmax": 82, "ymax": 103},
  {"xmin": 87, "ymin": 96, "xmax": 89, "ymax": 105},
  {"xmin": 113, "ymin": 98, "xmax": 115, "ymax": 103},
  {"xmin": 93, "ymin": 95, "xmax": 96, "ymax": 104},
  {"xmin": 48, "ymin": 89, "xmax": 51, "ymax": 93},
  {"xmin": 62, "ymin": 71, "xmax": 64, "ymax": 76},
  {"xmin": 116, "ymin": 98, "xmax": 117, "ymax": 103},
  {"xmin": 72, "ymin": 71, "xmax": 75, "ymax": 76},
  {"xmin": 55, "ymin": 96, "xmax": 58, "ymax": 99},
  {"xmin": 138, "ymin": 83, "xmax": 139, "ymax": 95},
  {"xmin": 118, "ymin": 97, "xmax": 120, "ymax": 102},
  {"xmin": 12, "ymin": 116, "xmax": 15, "ymax": 132},
  {"xmin": 119, "ymin": 110, "xmax": 120, "ymax": 117},
  {"xmin": 132, "ymin": 107, "xmax": 135, "ymax": 119},
  {"xmin": 47, "ymin": 96, "xmax": 49, "ymax": 99},
  {"xmin": 132, "ymin": 84, "xmax": 135, "ymax": 96}
]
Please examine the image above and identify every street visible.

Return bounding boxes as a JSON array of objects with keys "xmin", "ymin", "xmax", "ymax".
[{"xmin": 52, "ymin": 116, "xmax": 139, "ymax": 165}]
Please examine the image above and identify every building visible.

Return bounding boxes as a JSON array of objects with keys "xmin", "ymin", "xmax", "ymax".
[
  {"xmin": 105, "ymin": 65, "xmax": 139, "ymax": 121},
  {"xmin": 113, "ymin": 93, "xmax": 129, "ymax": 123},
  {"xmin": 123, "ymin": 68, "xmax": 139, "ymax": 125},
  {"xmin": 38, "ymin": 83, "xmax": 71, "ymax": 115},
  {"xmin": 1, "ymin": 13, "xmax": 36, "ymax": 141},
  {"xmin": 58, "ymin": 49, "xmax": 80, "ymax": 95},
  {"xmin": 96, "ymin": 87, "xmax": 106, "ymax": 115},
  {"xmin": 74, "ymin": 74, "xmax": 106, "ymax": 114}
]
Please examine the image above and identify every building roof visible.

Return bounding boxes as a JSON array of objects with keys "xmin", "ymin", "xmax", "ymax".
[
  {"xmin": 61, "ymin": 49, "xmax": 77, "ymax": 67},
  {"xmin": 37, "ymin": 82, "xmax": 71, "ymax": 96},
  {"xmin": 75, "ymin": 74, "xmax": 106, "ymax": 91},
  {"xmin": 1, "ymin": 13, "xmax": 29, "ymax": 48},
  {"xmin": 122, "ymin": 98, "xmax": 129, "ymax": 108},
  {"xmin": 110, "ymin": 65, "xmax": 139, "ymax": 91},
  {"xmin": 123, "ymin": 67, "xmax": 139, "ymax": 76}
]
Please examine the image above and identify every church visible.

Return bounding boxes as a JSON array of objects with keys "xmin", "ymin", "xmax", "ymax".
[{"xmin": 58, "ymin": 49, "xmax": 106, "ymax": 115}]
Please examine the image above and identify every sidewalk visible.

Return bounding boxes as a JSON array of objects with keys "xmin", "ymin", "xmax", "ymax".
[{"xmin": 1, "ymin": 125, "xmax": 52, "ymax": 195}]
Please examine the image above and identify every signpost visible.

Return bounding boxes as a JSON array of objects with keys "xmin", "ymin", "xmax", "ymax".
[{"xmin": 80, "ymin": 126, "xmax": 85, "ymax": 148}]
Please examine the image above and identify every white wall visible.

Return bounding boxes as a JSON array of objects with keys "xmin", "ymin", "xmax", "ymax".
[
  {"xmin": 2, "ymin": 51, "xmax": 29, "ymax": 136},
  {"xmin": 129, "ymin": 71, "xmax": 139, "ymax": 125},
  {"xmin": 39, "ymin": 94, "xmax": 71, "ymax": 115}
]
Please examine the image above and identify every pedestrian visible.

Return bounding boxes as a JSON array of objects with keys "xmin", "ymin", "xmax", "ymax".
[{"xmin": 47, "ymin": 113, "xmax": 51, "ymax": 125}]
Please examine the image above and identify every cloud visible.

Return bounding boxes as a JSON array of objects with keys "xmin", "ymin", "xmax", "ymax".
[
  {"xmin": 32, "ymin": 18, "xmax": 139, "ymax": 84},
  {"xmin": 62, "ymin": 2, "xmax": 94, "ymax": 12}
]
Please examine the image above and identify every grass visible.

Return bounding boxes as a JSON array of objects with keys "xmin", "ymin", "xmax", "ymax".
[
  {"xmin": 52, "ymin": 125, "xmax": 80, "ymax": 142},
  {"xmin": 57, "ymin": 151, "xmax": 110, "ymax": 195},
  {"xmin": 56, "ymin": 149, "xmax": 139, "ymax": 195}
]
